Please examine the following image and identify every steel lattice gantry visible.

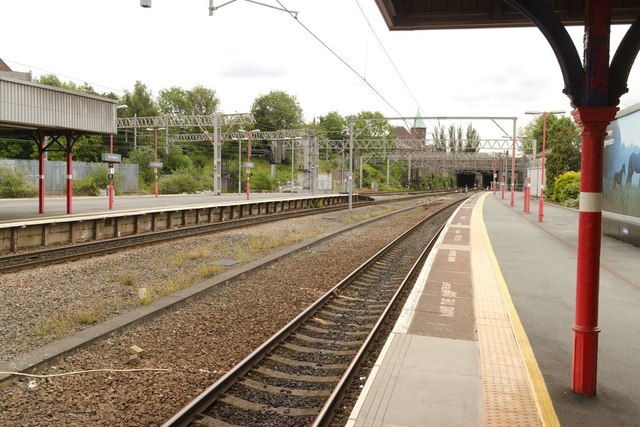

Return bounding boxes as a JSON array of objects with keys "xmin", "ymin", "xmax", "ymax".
[{"xmin": 117, "ymin": 112, "xmax": 529, "ymax": 190}]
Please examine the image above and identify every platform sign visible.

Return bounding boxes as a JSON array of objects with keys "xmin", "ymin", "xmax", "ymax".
[
  {"xmin": 149, "ymin": 161, "xmax": 164, "ymax": 168},
  {"xmin": 244, "ymin": 162, "xmax": 254, "ymax": 168},
  {"xmin": 101, "ymin": 153, "xmax": 122, "ymax": 163}
]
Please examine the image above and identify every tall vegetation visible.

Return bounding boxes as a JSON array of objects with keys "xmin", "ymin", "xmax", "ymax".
[
  {"xmin": 431, "ymin": 123, "xmax": 481, "ymax": 153},
  {"xmin": 521, "ymin": 114, "xmax": 581, "ymax": 196}
]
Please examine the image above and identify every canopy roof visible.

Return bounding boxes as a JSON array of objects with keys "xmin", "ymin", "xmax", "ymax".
[{"xmin": 375, "ymin": 0, "xmax": 640, "ymax": 30}]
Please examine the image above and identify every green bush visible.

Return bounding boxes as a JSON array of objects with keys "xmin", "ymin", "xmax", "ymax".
[
  {"xmin": 0, "ymin": 167, "xmax": 38, "ymax": 198},
  {"xmin": 158, "ymin": 171, "xmax": 201, "ymax": 194},
  {"xmin": 551, "ymin": 171, "xmax": 580, "ymax": 203},
  {"xmin": 73, "ymin": 175, "xmax": 101, "ymax": 196},
  {"xmin": 251, "ymin": 169, "xmax": 276, "ymax": 191}
]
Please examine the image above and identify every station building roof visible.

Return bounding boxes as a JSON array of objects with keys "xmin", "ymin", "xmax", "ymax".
[{"xmin": 0, "ymin": 75, "xmax": 117, "ymax": 135}]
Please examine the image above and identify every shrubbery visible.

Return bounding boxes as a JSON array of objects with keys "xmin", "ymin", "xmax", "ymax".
[
  {"xmin": 73, "ymin": 167, "xmax": 110, "ymax": 196},
  {"xmin": 251, "ymin": 169, "xmax": 276, "ymax": 192},
  {"xmin": 0, "ymin": 167, "xmax": 38, "ymax": 198},
  {"xmin": 551, "ymin": 171, "xmax": 580, "ymax": 206},
  {"xmin": 158, "ymin": 169, "xmax": 212, "ymax": 194}
]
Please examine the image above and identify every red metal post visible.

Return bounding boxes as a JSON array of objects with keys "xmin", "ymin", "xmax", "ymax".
[
  {"xmin": 501, "ymin": 151, "xmax": 505, "ymax": 200},
  {"xmin": 493, "ymin": 153, "xmax": 496, "ymax": 195},
  {"xmin": 510, "ymin": 137, "xmax": 516, "ymax": 207},
  {"xmin": 154, "ymin": 128, "xmax": 159, "ymax": 198},
  {"xmin": 571, "ymin": 107, "xmax": 617, "ymax": 395},
  {"xmin": 570, "ymin": 0, "xmax": 617, "ymax": 396},
  {"xmin": 523, "ymin": 178, "xmax": 527, "ymax": 212},
  {"xmin": 246, "ymin": 131, "xmax": 251, "ymax": 200},
  {"xmin": 109, "ymin": 134, "xmax": 114, "ymax": 209},
  {"xmin": 538, "ymin": 112, "xmax": 548, "ymax": 222},
  {"xmin": 38, "ymin": 138, "xmax": 45, "ymax": 214},
  {"xmin": 526, "ymin": 176, "xmax": 532, "ymax": 213},
  {"xmin": 66, "ymin": 141, "xmax": 73, "ymax": 214}
]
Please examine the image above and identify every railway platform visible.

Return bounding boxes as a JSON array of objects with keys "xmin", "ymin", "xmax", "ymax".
[{"xmin": 348, "ymin": 191, "xmax": 640, "ymax": 426}]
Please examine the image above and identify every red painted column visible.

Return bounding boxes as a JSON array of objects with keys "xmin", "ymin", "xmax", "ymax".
[
  {"xmin": 246, "ymin": 131, "xmax": 251, "ymax": 201},
  {"xmin": 501, "ymin": 151, "xmax": 506, "ymax": 200},
  {"xmin": 571, "ymin": 106, "xmax": 617, "ymax": 395},
  {"xmin": 510, "ymin": 138, "xmax": 516, "ymax": 207},
  {"xmin": 38, "ymin": 137, "xmax": 45, "ymax": 214},
  {"xmin": 493, "ymin": 154, "xmax": 496, "ymax": 195},
  {"xmin": 109, "ymin": 135, "xmax": 114, "ymax": 209},
  {"xmin": 66, "ymin": 143, "xmax": 73, "ymax": 214},
  {"xmin": 570, "ymin": 0, "xmax": 617, "ymax": 396}
]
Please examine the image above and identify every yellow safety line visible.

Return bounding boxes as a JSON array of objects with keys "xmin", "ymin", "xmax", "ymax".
[{"xmin": 477, "ymin": 193, "xmax": 560, "ymax": 427}]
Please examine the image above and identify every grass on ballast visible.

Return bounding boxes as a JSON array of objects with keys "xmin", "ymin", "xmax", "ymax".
[
  {"xmin": 35, "ymin": 302, "xmax": 104, "ymax": 338},
  {"xmin": 116, "ymin": 271, "xmax": 139, "ymax": 287},
  {"xmin": 341, "ymin": 207, "xmax": 395, "ymax": 225}
]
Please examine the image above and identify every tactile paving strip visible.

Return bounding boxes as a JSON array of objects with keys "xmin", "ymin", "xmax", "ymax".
[{"xmin": 471, "ymin": 194, "xmax": 543, "ymax": 426}]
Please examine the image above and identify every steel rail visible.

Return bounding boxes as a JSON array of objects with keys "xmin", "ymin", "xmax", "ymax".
[
  {"xmin": 312, "ymin": 220, "xmax": 445, "ymax": 426},
  {"xmin": 0, "ymin": 190, "xmax": 457, "ymax": 274},
  {"xmin": 162, "ymin": 198, "xmax": 462, "ymax": 426}
]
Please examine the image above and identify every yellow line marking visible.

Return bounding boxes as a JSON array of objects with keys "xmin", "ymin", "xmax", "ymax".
[{"xmin": 477, "ymin": 193, "xmax": 560, "ymax": 427}]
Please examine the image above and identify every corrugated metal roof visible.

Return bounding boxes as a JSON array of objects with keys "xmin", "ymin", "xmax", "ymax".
[{"xmin": 0, "ymin": 76, "xmax": 116, "ymax": 134}]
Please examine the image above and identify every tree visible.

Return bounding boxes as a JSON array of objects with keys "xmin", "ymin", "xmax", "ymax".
[
  {"xmin": 158, "ymin": 85, "xmax": 219, "ymax": 116},
  {"xmin": 318, "ymin": 111, "xmax": 348, "ymax": 140},
  {"xmin": 464, "ymin": 123, "xmax": 481, "ymax": 152},
  {"xmin": 431, "ymin": 123, "xmax": 480, "ymax": 153},
  {"xmin": 251, "ymin": 91, "xmax": 303, "ymax": 131},
  {"xmin": 522, "ymin": 115, "xmax": 581, "ymax": 196},
  {"xmin": 187, "ymin": 85, "xmax": 219, "ymax": 116},
  {"xmin": 158, "ymin": 87, "xmax": 190, "ymax": 116},
  {"xmin": 432, "ymin": 124, "xmax": 447, "ymax": 152},
  {"xmin": 346, "ymin": 111, "xmax": 394, "ymax": 140},
  {"xmin": 120, "ymin": 81, "xmax": 159, "ymax": 118}
]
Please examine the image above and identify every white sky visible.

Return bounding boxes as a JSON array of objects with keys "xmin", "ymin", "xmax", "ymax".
[{"xmin": 1, "ymin": 0, "xmax": 639, "ymax": 138}]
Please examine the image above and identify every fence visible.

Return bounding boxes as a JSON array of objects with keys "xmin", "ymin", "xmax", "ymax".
[{"xmin": 0, "ymin": 159, "xmax": 139, "ymax": 193}]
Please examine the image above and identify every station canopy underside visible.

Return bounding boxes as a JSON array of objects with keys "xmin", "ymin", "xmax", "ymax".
[
  {"xmin": 375, "ymin": 0, "xmax": 640, "ymax": 30},
  {"xmin": 0, "ymin": 76, "xmax": 117, "ymax": 136}
]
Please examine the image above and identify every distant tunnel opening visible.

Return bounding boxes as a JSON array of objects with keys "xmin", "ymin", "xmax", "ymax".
[
  {"xmin": 481, "ymin": 173, "xmax": 493, "ymax": 189},
  {"xmin": 456, "ymin": 172, "xmax": 476, "ymax": 189}
]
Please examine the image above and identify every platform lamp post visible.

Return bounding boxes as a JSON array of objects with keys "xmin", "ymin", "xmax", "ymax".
[
  {"xmin": 108, "ymin": 105, "xmax": 128, "ymax": 209},
  {"xmin": 239, "ymin": 129, "xmax": 260, "ymax": 200},
  {"xmin": 146, "ymin": 127, "xmax": 165, "ymax": 197},
  {"xmin": 525, "ymin": 110, "xmax": 564, "ymax": 222},
  {"xmin": 289, "ymin": 137, "xmax": 302, "ymax": 194}
]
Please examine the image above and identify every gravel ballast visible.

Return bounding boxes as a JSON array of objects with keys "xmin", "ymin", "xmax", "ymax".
[{"xmin": 0, "ymin": 195, "xmax": 459, "ymax": 426}]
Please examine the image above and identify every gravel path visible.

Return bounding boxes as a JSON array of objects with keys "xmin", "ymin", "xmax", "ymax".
[{"xmin": 0, "ymin": 195, "xmax": 460, "ymax": 426}]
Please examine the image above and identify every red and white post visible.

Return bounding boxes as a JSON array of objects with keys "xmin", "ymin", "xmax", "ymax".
[{"xmin": 571, "ymin": 106, "xmax": 617, "ymax": 395}]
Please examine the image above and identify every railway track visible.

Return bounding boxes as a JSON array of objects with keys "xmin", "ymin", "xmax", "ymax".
[
  {"xmin": 0, "ymin": 191, "xmax": 458, "ymax": 274},
  {"xmin": 163, "ymin": 198, "xmax": 462, "ymax": 426}
]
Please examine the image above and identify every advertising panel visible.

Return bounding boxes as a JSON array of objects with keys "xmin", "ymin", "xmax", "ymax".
[{"xmin": 603, "ymin": 103, "xmax": 640, "ymax": 246}]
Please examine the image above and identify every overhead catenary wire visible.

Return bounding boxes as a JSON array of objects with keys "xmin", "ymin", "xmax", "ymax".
[
  {"xmin": 2, "ymin": 58, "xmax": 125, "ymax": 96},
  {"xmin": 274, "ymin": 0, "xmax": 407, "ymax": 119},
  {"xmin": 353, "ymin": 0, "xmax": 425, "ymax": 117}
]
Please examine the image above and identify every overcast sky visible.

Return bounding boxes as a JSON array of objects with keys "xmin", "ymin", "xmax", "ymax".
[{"xmin": 1, "ymin": 0, "xmax": 639, "ymax": 138}]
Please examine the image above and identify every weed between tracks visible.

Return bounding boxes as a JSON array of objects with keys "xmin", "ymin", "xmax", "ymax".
[
  {"xmin": 341, "ymin": 207, "xmax": 395, "ymax": 224},
  {"xmin": 35, "ymin": 302, "xmax": 105, "ymax": 338},
  {"xmin": 30, "ymin": 204, "xmax": 393, "ymax": 341}
]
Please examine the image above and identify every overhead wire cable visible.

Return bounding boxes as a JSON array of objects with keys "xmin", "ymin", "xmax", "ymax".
[
  {"xmin": 3, "ymin": 58, "xmax": 125, "ymax": 96},
  {"xmin": 273, "ymin": 0, "xmax": 406, "ymax": 118},
  {"xmin": 353, "ymin": 0, "xmax": 425, "ymax": 117}
]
